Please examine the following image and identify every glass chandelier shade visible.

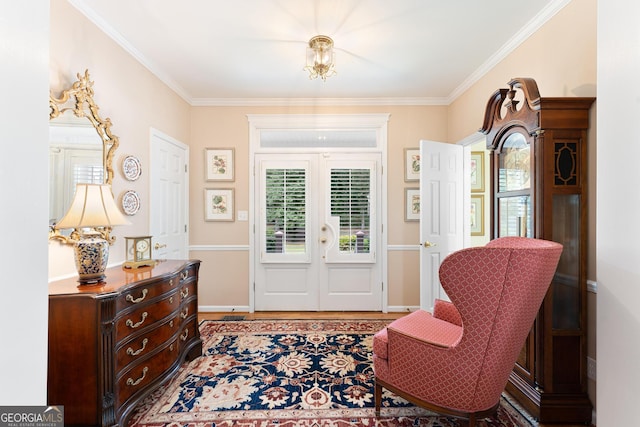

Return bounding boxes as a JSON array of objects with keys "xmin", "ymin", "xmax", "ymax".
[{"xmin": 304, "ymin": 35, "xmax": 336, "ymax": 81}]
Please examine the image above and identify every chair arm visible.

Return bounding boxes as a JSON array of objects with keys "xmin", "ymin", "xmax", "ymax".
[{"xmin": 433, "ymin": 299, "xmax": 462, "ymax": 326}]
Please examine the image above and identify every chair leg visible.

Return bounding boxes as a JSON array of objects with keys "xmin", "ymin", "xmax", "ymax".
[
  {"xmin": 467, "ymin": 412, "xmax": 477, "ymax": 426},
  {"xmin": 374, "ymin": 381, "xmax": 382, "ymax": 417}
]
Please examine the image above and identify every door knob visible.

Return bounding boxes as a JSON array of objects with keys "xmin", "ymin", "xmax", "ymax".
[
  {"xmin": 320, "ymin": 238, "xmax": 327, "ymax": 243},
  {"xmin": 422, "ymin": 241, "xmax": 436, "ymax": 248},
  {"xmin": 154, "ymin": 243, "xmax": 167, "ymax": 250}
]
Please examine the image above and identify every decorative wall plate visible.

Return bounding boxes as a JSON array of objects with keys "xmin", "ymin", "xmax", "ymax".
[
  {"xmin": 122, "ymin": 155, "xmax": 142, "ymax": 181},
  {"xmin": 121, "ymin": 190, "xmax": 141, "ymax": 216}
]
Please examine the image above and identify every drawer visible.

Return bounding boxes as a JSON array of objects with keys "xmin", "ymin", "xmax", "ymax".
[
  {"xmin": 115, "ymin": 292, "xmax": 180, "ymax": 343},
  {"xmin": 178, "ymin": 318, "xmax": 199, "ymax": 350},
  {"xmin": 179, "ymin": 264, "xmax": 198, "ymax": 284},
  {"xmin": 116, "ymin": 338, "xmax": 180, "ymax": 407},
  {"xmin": 115, "ymin": 313, "xmax": 180, "ymax": 372},
  {"xmin": 178, "ymin": 279, "xmax": 197, "ymax": 304},
  {"xmin": 116, "ymin": 277, "xmax": 179, "ymax": 311},
  {"xmin": 178, "ymin": 297, "xmax": 198, "ymax": 325}
]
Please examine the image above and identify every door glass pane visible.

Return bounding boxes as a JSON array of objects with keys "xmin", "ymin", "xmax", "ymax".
[
  {"xmin": 265, "ymin": 168, "xmax": 306, "ymax": 254},
  {"xmin": 552, "ymin": 194, "xmax": 581, "ymax": 330},
  {"xmin": 499, "ymin": 133, "xmax": 530, "ymax": 192},
  {"xmin": 498, "ymin": 196, "xmax": 532, "ymax": 237},
  {"xmin": 330, "ymin": 168, "xmax": 370, "ymax": 253}
]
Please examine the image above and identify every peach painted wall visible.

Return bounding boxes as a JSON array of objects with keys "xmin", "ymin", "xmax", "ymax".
[
  {"xmin": 189, "ymin": 105, "xmax": 447, "ymax": 310},
  {"xmin": 48, "ymin": 0, "xmax": 191, "ymax": 280}
]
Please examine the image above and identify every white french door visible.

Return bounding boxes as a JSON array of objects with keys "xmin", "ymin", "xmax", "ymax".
[{"xmin": 254, "ymin": 152, "xmax": 381, "ymax": 311}]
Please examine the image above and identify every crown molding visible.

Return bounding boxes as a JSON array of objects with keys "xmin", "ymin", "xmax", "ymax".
[
  {"xmin": 190, "ymin": 97, "xmax": 449, "ymax": 107},
  {"xmin": 69, "ymin": 0, "xmax": 571, "ymax": 108},
  {"xmin": 67, "ymin": 0, "xmax": 193, "ymax": 102},
  {"xmin": 447, "ymin": 0, "xmax": 572, "ymax": 103}
]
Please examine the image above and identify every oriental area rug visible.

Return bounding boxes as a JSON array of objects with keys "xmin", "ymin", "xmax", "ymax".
[{"xmin": 128, "ymin": 319, "xmax": 537, "ymax": 427}]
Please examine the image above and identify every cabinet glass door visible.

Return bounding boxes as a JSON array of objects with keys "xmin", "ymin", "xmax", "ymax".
[
  {"xmin": 498, "ymin": 133, "xmax": 530, "ymax": 192},
  {"xmin": 499, "ymin": 196, "xmax": 532, "ymax": 237},
  {"xmin": 497, "ymin": 132, "xmax": 532, "ymax": 238}
]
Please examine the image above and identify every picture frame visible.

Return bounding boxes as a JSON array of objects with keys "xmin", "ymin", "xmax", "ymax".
[
  {"xmin": 405, "ymin": 188, "xmax": 420, "ymax": 222},
  {"xmin": 205, "ymin": 148, "xmax": 234, "ymax": 181},
  {"xmin": 404, "ymin": 148, "xmax": 420, "ymax": 182},
  {"xmin": 470, "ymin": 151, "xmax": 485, "ymax": 192},
  {"xmin": 204, "ymin": 188, "xmax": 234, "ymax": 221},
  {"xmin": 470, "ymin": 194, "xmax": 485, "ymax": 236}
]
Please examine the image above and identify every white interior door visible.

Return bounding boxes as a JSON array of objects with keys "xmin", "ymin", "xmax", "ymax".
[
  {"xmin": 255, "ymin": 153, "xmax": 381, "ymax": 311},
  {"xmin": 419, "ymin": 140, "xmax": 464, "ymax": 311},
  {"xmin": 150, "ymin": 129, "xmax": 189, "ymax": 259}
]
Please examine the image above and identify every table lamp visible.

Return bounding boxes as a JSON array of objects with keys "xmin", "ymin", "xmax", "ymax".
[{"xmin": 55, "ymin": 183, "xmax": 130, "ymax": 285}]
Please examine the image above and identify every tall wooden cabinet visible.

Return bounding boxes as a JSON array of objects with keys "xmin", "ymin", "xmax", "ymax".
[{"xmin": 480, "ymin": 78, "xmax": 594, "ymax": 423}]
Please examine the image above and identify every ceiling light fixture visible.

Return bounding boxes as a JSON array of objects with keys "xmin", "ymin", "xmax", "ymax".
[{"xmin": 304, "ymin": 35, "xmax": 336, "ymax": 82}]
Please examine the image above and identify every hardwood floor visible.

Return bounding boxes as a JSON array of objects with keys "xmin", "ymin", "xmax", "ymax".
[
  {"xmin": 198, "ymin": 311, "xmax": 594, "ymax": 427},
  {"xmin": 198, "ymin": 311, "xmax": 403, "ymax": 322}
]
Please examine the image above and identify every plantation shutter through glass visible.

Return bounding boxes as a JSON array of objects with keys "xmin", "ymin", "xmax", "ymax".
[
  {"xmin": 330, "ymin": 168, "xmax": 370, "ymax": 254},
  {"xmin": 264, "ymin": 168, "xmax": 307, "ymax": 256}
]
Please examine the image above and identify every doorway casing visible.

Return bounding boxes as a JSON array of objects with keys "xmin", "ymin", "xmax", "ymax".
[{"xmin": 247, "ymin": 114, "xmax": 390, "ymax": 312}]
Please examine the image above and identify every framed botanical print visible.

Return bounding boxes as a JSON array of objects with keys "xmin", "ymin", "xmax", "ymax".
[
  {"xmin": 204, "ymin": 188, "xmax": 234, "ymax": 221},
  {"xmin": 470, "ymin": 194, "xmax": 484, "ymax": 236},
  {"xmin": 404, "ymin": 148, "xmax": 420, "ymax": 182},
  {"xmin": 205, "ymin": 148, "xmax": 234, "ymax": 181},
  {"xmin": 405, "ymin": 188, "xmax": 420, "ymax": 221},
  {"xmin": 470, "ymin": 151, "xmax": 485, "ymax": 192}
]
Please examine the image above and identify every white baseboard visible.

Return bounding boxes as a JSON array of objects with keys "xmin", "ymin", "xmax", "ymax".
[
  {"xmin": 387, "ymin": 305, "xmax": 419, "ymax": 313},
  {"xmin": 199, "ymin": 305, "xmax": 251, "ymax": 313},
  {"xmin": 200, "ymin": 305, "xmax": 418, "ymax": 314}
]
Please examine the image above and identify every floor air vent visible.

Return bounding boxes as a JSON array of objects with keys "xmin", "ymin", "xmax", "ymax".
[{"xmin": 221, "ymin": 315, "xmax": 246, "ymax": 321}]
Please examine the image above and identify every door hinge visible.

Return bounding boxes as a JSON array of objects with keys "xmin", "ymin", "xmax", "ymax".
[
  {"xmin": 185, "ymin": 164, "xmax": 188, "ymax": 173},
  {"xmin": 185, "ymin": 224, "xmax": 187, "ymax": 232}
]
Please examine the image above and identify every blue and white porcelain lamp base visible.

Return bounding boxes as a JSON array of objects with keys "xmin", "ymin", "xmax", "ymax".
[{"xmin": 74, "ymin": 235, "xmax": 110, "ymax": 285}]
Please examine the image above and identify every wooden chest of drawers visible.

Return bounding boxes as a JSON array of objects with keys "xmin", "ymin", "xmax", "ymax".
[{"xmin": 48, "ymin": 260, "xmax": 202, "ymax": 427}]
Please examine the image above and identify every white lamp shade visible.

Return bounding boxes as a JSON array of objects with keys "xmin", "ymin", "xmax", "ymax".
[{"xmin": 55, "ymin": 184, "xmax": 130, "ymax": 229}]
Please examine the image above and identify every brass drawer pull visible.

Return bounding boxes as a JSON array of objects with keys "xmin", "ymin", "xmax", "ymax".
[
  {"xmin": 180, "ymin": 308, "xmax": 189, "ymax": 319},
  {"xmin": 126, "ymin": 312, "xmax": 148, "ymax": 329},
  {"xmin": 180, "ymin": 329, "xmax": 189, "ymax": 341},
  {"xmin": 180, "ymin": 288, "xmax": 189, "ymax": 299},
  {"xmin": 126, "ymin": 289, "xmax": 148, "ymax": 304},
  {"xmin": 126, "ymin": 366, "xmax": 148, "ymax": 386},
  {"xmin": 181, "ymin": 271, "xmax": 188, "ymax": 280},
  {"xmin": 126, "ymin": 338, "xmax": 148, "ymax": 356}
]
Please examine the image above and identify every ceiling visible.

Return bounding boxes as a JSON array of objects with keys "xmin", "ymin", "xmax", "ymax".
[{"xmin": 69, "ymin": 0, "xmax": 569, "ymax": 106}]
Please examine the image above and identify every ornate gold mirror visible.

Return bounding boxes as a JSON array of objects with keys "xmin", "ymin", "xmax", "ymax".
[{"xmin": 49, "ymin": 70, "xmax": 119, "ymax": 244}]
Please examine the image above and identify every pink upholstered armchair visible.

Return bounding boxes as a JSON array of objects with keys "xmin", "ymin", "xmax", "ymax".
[{"xmin": 373, "ymin": 237, "xmax": 562, "ymax": 425}]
